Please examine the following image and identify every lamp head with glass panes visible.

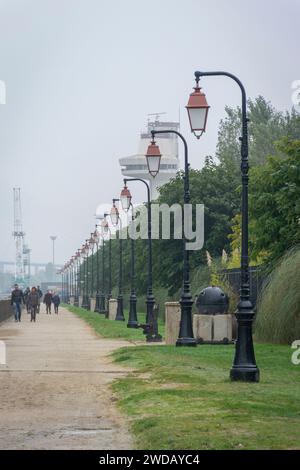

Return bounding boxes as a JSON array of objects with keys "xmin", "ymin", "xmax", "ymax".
[
  {"xmin": 186, "ymin": 75, "xmax": 210, "ymax": 139},
  {"xmin": 120, "ymin": 185, "xmax": 132, "ymax": 212},
  {"xmin": 145, "ymin": 138, "xmax": 162, "ymax": 177}
]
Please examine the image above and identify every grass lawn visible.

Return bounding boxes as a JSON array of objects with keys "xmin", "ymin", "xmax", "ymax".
[
  {"xmin": 65, "ymin": 305, "xmax": 300, "ymax": 450},
  {"xmin": 112, "ymin": 343, "xmax": 300, "ymax": 450},
  {"xmin": 66, "ymin": 304, "xmax": 165, "ymax": 341}
]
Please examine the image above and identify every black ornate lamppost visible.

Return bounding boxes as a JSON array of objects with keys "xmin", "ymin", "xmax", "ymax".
[
  {"xmin": 81, "ymin": 241, "xmax": 90, "ymax": 309},
  {"xmin": 110, "ymin": 199, "xmax": 125, "ymax": 321},
  {"xmin": 146, "ymin": 133, "xmax": 196, "ymax": 346},
  {"xmin": 74, "ymin": 250, "xmax": 80, "ymax": 307},
  {"xmin": 103, "ymin": 213, "xmax": 112, "ymax": 315},
  {"xmin": 70, "ymin": 257, "xmax": 75, "ymax": 300},
  {"xmin": 120, "ymin": 185, "xmax": 138, "ymax": 329},
  {"xmin": 89, "ymin": 232, "xmax": 95, "ymax": 305},
  {"xmin": 61, "ymin": 267, "xmax": 64, "ymax": 301},
  {"xmin": 63, "ymin": 264, "xmax": 67, "ymax": 302},
  {"xmin": 86, "ymin": 238, "xmax": 93, "ymax": 310},
  {"xmin": 121, "ymin": 178, "xmax": 162, "ymax": 342},
  {"xmin": 94, "ymin": 226, "xmax": 101, "ymax": 313},
  {"xmin": 96, "ymin": 216, "xmax": 107, "ymax": 314},
  {"xmin": 65, "ymin": 262, "xmax": 70, "ymax": 303},
  {"xmin": 59, "ymin": 268, "xmax": 64, "ymax": 301},
  {"xmin": 186, "ymin": 70, "xmax": 260, "ymax": 382},
  {"xmin": 78, "ymin": 247, "xmax": 84, "ymax": 306}
]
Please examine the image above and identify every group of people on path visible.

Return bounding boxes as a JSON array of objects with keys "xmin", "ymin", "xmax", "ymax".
[{"xmin": 11, "ymin": 284, "xmax": 61, "ymax": 322}]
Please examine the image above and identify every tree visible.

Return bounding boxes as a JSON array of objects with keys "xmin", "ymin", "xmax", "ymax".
[
  {"xmin": 217, "ymin": 96, "xmax": 300, "ymax": 169},
  {"xmin": 249, "ymin": 138, "xmax": 300, "ymax": 262}
]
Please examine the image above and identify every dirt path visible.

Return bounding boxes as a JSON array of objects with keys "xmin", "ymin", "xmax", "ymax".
[{"xmin": 0, "ymin": 306, "xmax": 133, "ymax": 449}]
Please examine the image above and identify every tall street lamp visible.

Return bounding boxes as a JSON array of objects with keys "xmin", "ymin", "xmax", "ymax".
[
  {"xmin": 187, "ymin": 70, "xmax": 260, "ymax": 382},
  {"xmin": 74, "ymin": 250, "xmax": 80, "ymax": 306},
  {"xmin": 61, "ymin": 268, "xmax": 64, "ymax": 300},
  {"xmin": 122, "ymin": 179, "xmax": 162, "ymax": 342},
  {"xmin": 110, "ymin": 199, "xmax": 125, "ymax": 321},
  {"xmin": 70, "ymin": 257, "xmax": 74, "ymax": 299},
  {"xmin": 94, "ymin": 226, "xmax": 101, "ymax": 313},
  {"xmin": 120, "ymin": 185, "xmax": 138, "ymax": 329},
  {"xmin": 103, "ymin": 213, "xmax": 112, "ymax": 315},
  {"xmin": 96, "ymin": 216, "xmax": 107, "ymax": 314},
  {"xmin": 65, "ymin": 262, "xmax": 70, "ymax": 303},
  {"xmin": 89, "ymin": 232, "xmax": 95, "ymax": 302},
  {"xmin": 146, "ymin": 133, "xmax": 196, "ymax": 347},
  {"xmin": 78, "ymin": 248, "xmax": 83, "ymax": 304},
  {"xmin": 81, "ymin": 241, "xmax": 89, "ymax": 309},
  {"xmin": 50, "ymin": 235, "xmax": 57, "ymax": 265}
]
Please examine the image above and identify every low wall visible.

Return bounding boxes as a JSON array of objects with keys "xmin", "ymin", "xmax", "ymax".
[{"xmin": 0, "ymin": 299, "xmax": 13, "ymax": 323}]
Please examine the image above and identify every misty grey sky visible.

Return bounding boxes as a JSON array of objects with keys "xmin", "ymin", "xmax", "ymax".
[{"xmin": 0, "ymin": 0, "xmax": 299, "ymax": 265}]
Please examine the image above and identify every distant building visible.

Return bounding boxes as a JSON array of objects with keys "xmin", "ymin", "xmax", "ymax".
[{"xmin": 119, "ymin": 118, "xmax": 180, "ymax": 199}]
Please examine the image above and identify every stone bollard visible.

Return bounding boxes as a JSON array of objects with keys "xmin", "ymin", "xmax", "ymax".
[
  {"xmin": 69, "ymin": 296, "xmax": 74, "ymax": 306},
  {"xmin": 90, "ymin": 297, "xmax": 96, "ymax": 312},
  {"xmin": 213, "ymin": 314, "xmax": 233, "ymax": 342},
  {"xmin": 108, "ymin": 299, "xmax": 118, "ymax": 320},
  {"xmin": 165, "ymin": 302, "xmax": 181, "ymax": 345},
  {"xmin": 79, "ymin": 296, "xmax": 83, "ymax": 308},
  {"xmin": 193, "ymin": 314, "xmax": 213, "ymax": 342},
  {"xmin": 193, "ymin": 314, "xmax": 234, "ymax": 343}
]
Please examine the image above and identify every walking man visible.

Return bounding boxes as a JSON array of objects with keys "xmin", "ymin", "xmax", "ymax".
[
  {"xmin": 36, "ymin": 285, "xmax": 43, "ymax": 313},
  {"xmin": 24, "ymin": 286, "xmax": 30, "ymax": 314},
  {"xmin": 28, "ymin": 287, "xmax": 39, "ymax": 322},
  {"xmin": 10, "ymin": 284, "xmax": 25, "ymax": 322},
  {"xmin": 52, "ymin": 292, "xmax": 60, "ymax": 314},
  {"xmin": 43, "ymin": 290, "xmax": 53, "ymax": 314}
]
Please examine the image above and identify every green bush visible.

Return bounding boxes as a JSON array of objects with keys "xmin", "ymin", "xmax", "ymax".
[{"xmin": 255, "ymin": 246, "xmax": 300, "ymax": 344}]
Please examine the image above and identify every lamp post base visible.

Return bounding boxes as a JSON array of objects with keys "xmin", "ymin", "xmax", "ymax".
[
  {"xmin": 146, "ymin": 334, "xmax": 163, "ymax": 343},
  {"xmin": 230, "ymin": 301, "xmax": 260, "ymax": 382},
  {"xmin": 127, "ymin": 293, "xmax": 138, "ymax": 328},
  {"xmin": 176, "ymin": 337, "xmax": 197, "ymax": 347},
  {"xmin": 230, "ymin": 366, "xmax": 260, "ymax": 383},
  {"xmin": 116, "ymin": 295, "xmax": 125, "ymax": 321},
  {"xmin": 176, "ymin": 293, "xmax": 196, "ymax": 347}
]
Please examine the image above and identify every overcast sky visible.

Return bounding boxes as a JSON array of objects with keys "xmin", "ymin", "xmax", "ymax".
[{"xmin": 0, "ymin": 0, "xmax": 299, "ymax": 265}]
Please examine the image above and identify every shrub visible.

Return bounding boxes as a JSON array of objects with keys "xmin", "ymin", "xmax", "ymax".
[{"xmin": 255, "ymin": 246, "xmax": 300, "ymax": 344}]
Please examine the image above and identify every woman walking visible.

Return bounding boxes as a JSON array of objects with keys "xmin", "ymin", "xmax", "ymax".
[
  {"xmin": 52, "ymin": 293, "xmax": 61, "ymax": 314},
  {"xmin": 43, "ymin": 290, "xmax": 53, "ymax": 314},
  {"xmin": 28, "ymin": 287, "xmax": 39, "ymax": 322}
]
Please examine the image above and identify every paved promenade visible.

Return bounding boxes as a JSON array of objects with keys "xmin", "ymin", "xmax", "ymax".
[{"xmin": 0, "ymin": 306, "xmax": 133, "ymax": 449}]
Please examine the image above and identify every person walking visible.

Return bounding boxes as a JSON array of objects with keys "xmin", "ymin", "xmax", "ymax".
[
  {"xmin": 10, "ymin": 284, "xmax": 25, "ymax": 322},
  {"xmin": 36, "ymin": 286, "xmax": 43, "ymax": 313},
  {"xmin": 28, "ymin": 287, "xmax": 39, "ymax": 322},
  {"xmin": 43, "ymin": 290, "xmax": 53, "ymax": 314},
  {"xmin": 52, "ymin": 292, "xmax": 60, "ymax": 314},
  {"xmin": 23, "ymin": 286, "xmax": 30, "ymax": 314}
]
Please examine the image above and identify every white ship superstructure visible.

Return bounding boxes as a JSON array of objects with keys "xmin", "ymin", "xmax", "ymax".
[{"xmin": 119, "ymin": 118, "xmax": 180, "ymax": 199}]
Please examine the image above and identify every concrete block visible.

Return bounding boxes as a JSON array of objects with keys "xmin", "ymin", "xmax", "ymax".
[
  {"xmin": 108, "ymin": 299, "xmax": 118, "ymax": 321},
  {"xmin": 193, "ymin": 314, "xmax": 213, "ymax": 342},
  {"xmin": 213, "ymin": 314, "xmax": 232, "ymax": 342},
  {"xmin": 165, "ymin": 302, "xmax": 181, "ymax": 345}
]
